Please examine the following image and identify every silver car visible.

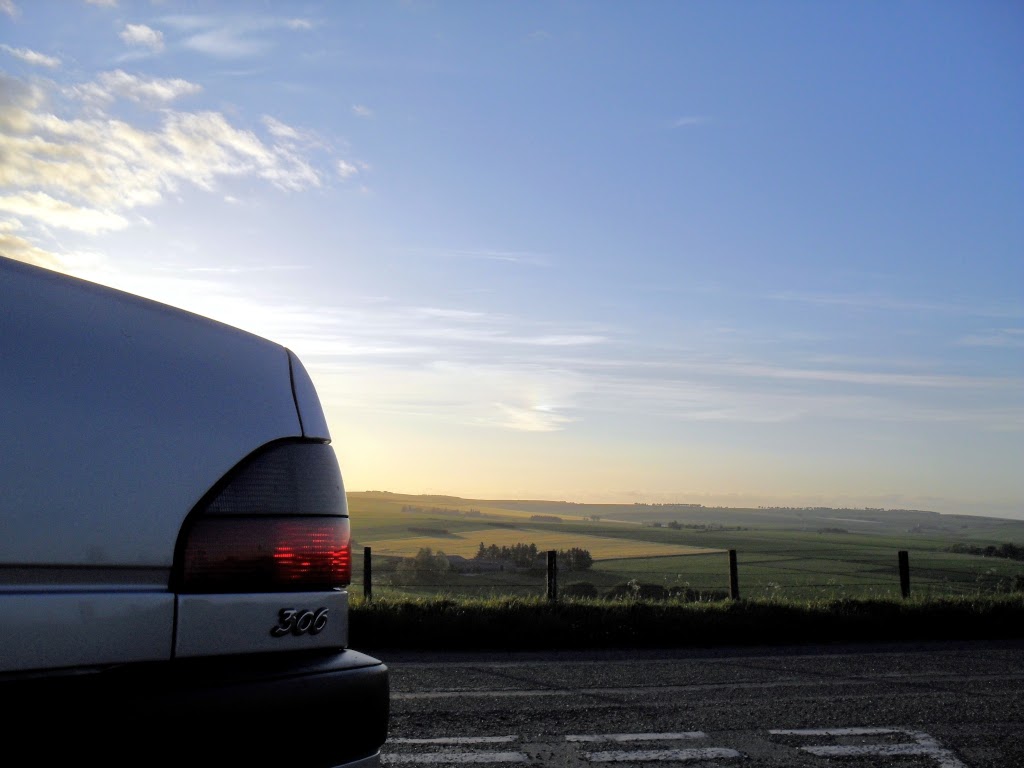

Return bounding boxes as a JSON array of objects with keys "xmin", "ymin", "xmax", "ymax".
[{"xmin": 0, "ymin": 256, "xmax": 389, "ymax": 766}]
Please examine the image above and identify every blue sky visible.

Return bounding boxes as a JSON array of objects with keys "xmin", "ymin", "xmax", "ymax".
[{"xmin": 2, "ymin": 1, "xmax": 1021, "ymax": 518}]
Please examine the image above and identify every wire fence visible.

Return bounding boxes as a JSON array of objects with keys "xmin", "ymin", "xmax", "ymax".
[{"xmin": 351, "ymin": 545, "xmax": 1024, "ymax": 602}]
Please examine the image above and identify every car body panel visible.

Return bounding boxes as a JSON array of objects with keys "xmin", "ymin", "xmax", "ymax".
[
  {"xmin": 175, "ymin": 590, "xmax": 348, "ymax": 657},
  {"xmin": 0, "ymin": 591, "xmax": 173, "ymax": 672},
  {"xmin": 0, "ymin": 258, "xmax": 303, "ymax": 568},
  {"xmin": 289, "ymin": 348, "xmax": 332, "ymax": 440}
]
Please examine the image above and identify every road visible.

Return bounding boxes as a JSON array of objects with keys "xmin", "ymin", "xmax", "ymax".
[{"xmin": 371, "ymin": 639, "xmax": 1024, "ymax": 767}]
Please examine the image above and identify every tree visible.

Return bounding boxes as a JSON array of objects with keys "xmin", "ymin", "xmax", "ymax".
[
  {"xmin": 560, "ymin": 547, "xmax": 593, "ymax": 571},
  {"xmin": 396, "ymin": 547, "xmax": 450, "ymax": 584}
]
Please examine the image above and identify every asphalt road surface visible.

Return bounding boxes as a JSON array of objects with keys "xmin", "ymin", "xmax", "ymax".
[{"xmin": 371, "ymin": 639, "xmax": 1024, "ymax": 767}]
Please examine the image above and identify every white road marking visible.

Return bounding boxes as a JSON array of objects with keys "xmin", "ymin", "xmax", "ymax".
[
  {"xmin": 584, "ymin": 748, "xmax": 742, "ymax": 762},
  {"xmin": 389, "ymin": 737, "xmax": 520, "ymax": 745},
  {"xmin": 769, "ymin": 727, "xmax": 968, "ymax": 768},
  {"xmin": 771, "ymin": 727, "xmax": 917, "ymax": 737},
  {"xmin": 383, "ymin": 725, "xmax": 969, "ymax": 766},
  {"xmin": 567, "ymin": 733, "xmax": 708, "ymax": 743},
  {"xmin": 571, "ymin": 732, "xmax": 741, "ymax": 762},
  {"xmin": 383, "ymin": 735, "xmax": 526, "ymax": 764},
  {"xmin": 383, "ymin": 752, "xmax": 528, "ymax": 764},
  {"xmin": 389, "ymin": 672, "xmax": 1024, "ymax": 700}
]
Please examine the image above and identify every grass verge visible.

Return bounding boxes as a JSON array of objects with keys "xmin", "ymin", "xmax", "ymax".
[{"xmin": 349, "ymin": 593, "xmax": 1024, "ymax": 651}]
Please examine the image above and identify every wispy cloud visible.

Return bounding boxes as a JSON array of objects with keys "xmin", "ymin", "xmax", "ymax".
[
  {"xmin": 0, "ymin": 44, "xmax": 60, "ymax": 68},
  {"xmin": 0, "ymin": 219, "xmax": 68, "ymax": 269},
  {"xmin": 170, "ymin": 264, "xmax": 309, "ymax": 275},
  {"xmin": 260, "ymin": 115, "xmax": 342, "ymax": 161},
  {"xmin": 261, "ymin": 115, "xmax": 303, "ymax": 141},
  {"xmin": 569, "ymin": 357, "xmax": 1024, "ymax": 432},
  {"xmin": 447, "ymin": 248, "xmax": 552, "ymax": 267},
  {"xmin": 486, "ymin": 403, "xmax": 573, "ymax": 432},
  {"xmin": 685, "ymin": 359, "xmax": 1013, "ymax": 390},
  {"xmin": 768, "ymin": 290, "xmax": 1024, "ymax": 319},
  {"xmin": 352, "ymin": 104, "xmax": 373, "ymax": 119},
  {"xmin": 526, "ymin": 334, "xmax": 606, "ymax": 347},
  {"xmin": 673, "ymin": 115, "xmax": 708, "ymax": 128},
  {"xmin": 0, "ymin": 1, "xmax": 18, "ymax": 19},
  {"xmin": 69, "ymin": 70, "xmax": 201, "ymax": 105},
  {"xmin": 120, "ymin": 23, "xmax": 164, "ymax": 53},
  {"xmin": 957, "ymin": 328, "xmax": 1024, "ymax": 349},
  {"xmin": 414, "ymin": 307, "xmax": 487, "ymax": 321},
  {"xmin": 182, "ymin": 29, "xmax": 271, "ymax": 58},
  {"xmin": 0, "ymin": 191, "xmax": 130, "ymax": 233},
  {"xmin": 161, "ymin": 14, "xmax": 315, "ymax": 59}
]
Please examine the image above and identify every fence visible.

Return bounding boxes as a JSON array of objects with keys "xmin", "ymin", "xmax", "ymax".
[{"xmin": 352, "ymin": 546, "xmax": 1024, "ymax": 602}]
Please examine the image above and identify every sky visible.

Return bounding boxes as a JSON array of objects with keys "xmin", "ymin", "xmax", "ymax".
[{"xmin": 1, "ymin": 1, "xmax": 1022, "ymax": 519}]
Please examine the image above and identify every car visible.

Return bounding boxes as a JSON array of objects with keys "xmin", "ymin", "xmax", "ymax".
[{"xmin": 0, "ymin": 256, "xmax": 389, "ymax": 766}]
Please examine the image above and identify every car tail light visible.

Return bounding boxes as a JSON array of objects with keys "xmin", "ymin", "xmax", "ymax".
[
  {"xmin": 176, "ymin": 441, "xmax": 351, "ymax": 593},
  {"xmin": 181, "ymin": 516, "xmax": 350, "ymax": 592}
]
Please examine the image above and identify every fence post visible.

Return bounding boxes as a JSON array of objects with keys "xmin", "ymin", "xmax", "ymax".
[
  {"xmin": 363, "ymin": 546, "xmax": 372, "ymax": 601},
  {"xmin": 898, "ymin": 550, "xmax": 910, "ymax": 598},
  {"xmin": 729, "ymin": 549, "xmax": 740, "ymax": 600},
  {"xmin": 547, "ymin": 550, "xmax": 558, "ymax": 602}
]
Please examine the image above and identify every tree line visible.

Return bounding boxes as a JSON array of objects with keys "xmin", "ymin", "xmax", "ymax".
[
  {"xmin": 474, "ymin": 542, "xmax": 593, "ymax": 570},
  {"xmin": 386, "ymin": 543, "xmax": 595, "ymax": 585},
  {"xmin": 948, "ymin": 542, "xmax": 1024, "ymax": 561}
]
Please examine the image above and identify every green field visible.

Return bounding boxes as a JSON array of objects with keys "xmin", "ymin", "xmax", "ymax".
[
  {"xmin": 365, "ymin": 529, "xmax": 719, "ymax": 560},
  {"xmin": 348, "ymin": 492, "xmax": 1024, "ymax": 601}
]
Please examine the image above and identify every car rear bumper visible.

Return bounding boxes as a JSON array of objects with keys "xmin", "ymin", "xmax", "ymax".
[{"xmin": 5, "ymin": 648, "xmax": 389, "ymax": 767}]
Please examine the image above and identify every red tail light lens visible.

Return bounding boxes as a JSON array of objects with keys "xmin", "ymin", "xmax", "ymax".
[
  {"xmin": 175, "ymin": 441, "xmax": 352, "ymax": 593},
  {"xmin": 181, "ymin": 516, "xmax": 351, "ymax": 592}
]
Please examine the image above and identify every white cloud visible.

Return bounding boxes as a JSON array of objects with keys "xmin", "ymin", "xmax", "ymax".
[
  {"xmin": 184, "ymin": 28, "xmax": 269, "ymax": 58},
  {"xmin": 265, "ymin": 117, "xmax": 300, "ymax": 141},
  {"xmin": 120, "ymin": 23, "xmax": 165, "ymax": 53},
  {"xmin": 0, "ymin": 218, "xmax": 68, "ymax": 269},
  {"xmin": 487, "ymin": 403, "xmax": 573, "ymax": 432},
  {"xmin": 352, "ymin": 104, "xmax": 373, "ymax": 119},
  {"xmin": 415, "ymin": 307, "xmax": 487, "ymax": 321},
  {"xmin": 673, "ymin": 115, "xmax": 708, "ymax": 127},
  {"xmin": 338, "ymin": 160, "xmax": 359, "ymax": 179},
  {"xmin": 85, "ymin": 0, "xmax": 117, "ymax": 6},
  {"xmin": 70, "ymin": 70, "xmax": 201, "ymax": 105},
  {"xmin": 162, "ymin": 14, "xmax": 313, "ymax": 59},
  {"xmin": 688, "ymin": 360, "xmax": 1005, "ymax": 390},
  {"xmin": 262, "ymin": 115, "xmax": 303, "ymax": 140},
  {"xmin": 0, "ymin": 192, "xmax": 130, "ymax": 233},
  {"xmin": 0, "ymin": 1, "xmax": 18, "ymax": 19},
  {"xmin": 308, "ymin": 356, "xmax": 586, "ymax": 433},
  {"xmin": 0, "ymin": 71, "xmax": 325, "ymax": 236},
  {"xmin": 0, "ymin": 44, "xmax": 60, "ymax": 69},
  {"xmin": 528, "ymin": 335, "xmax": 605, "ymax": 346}
]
